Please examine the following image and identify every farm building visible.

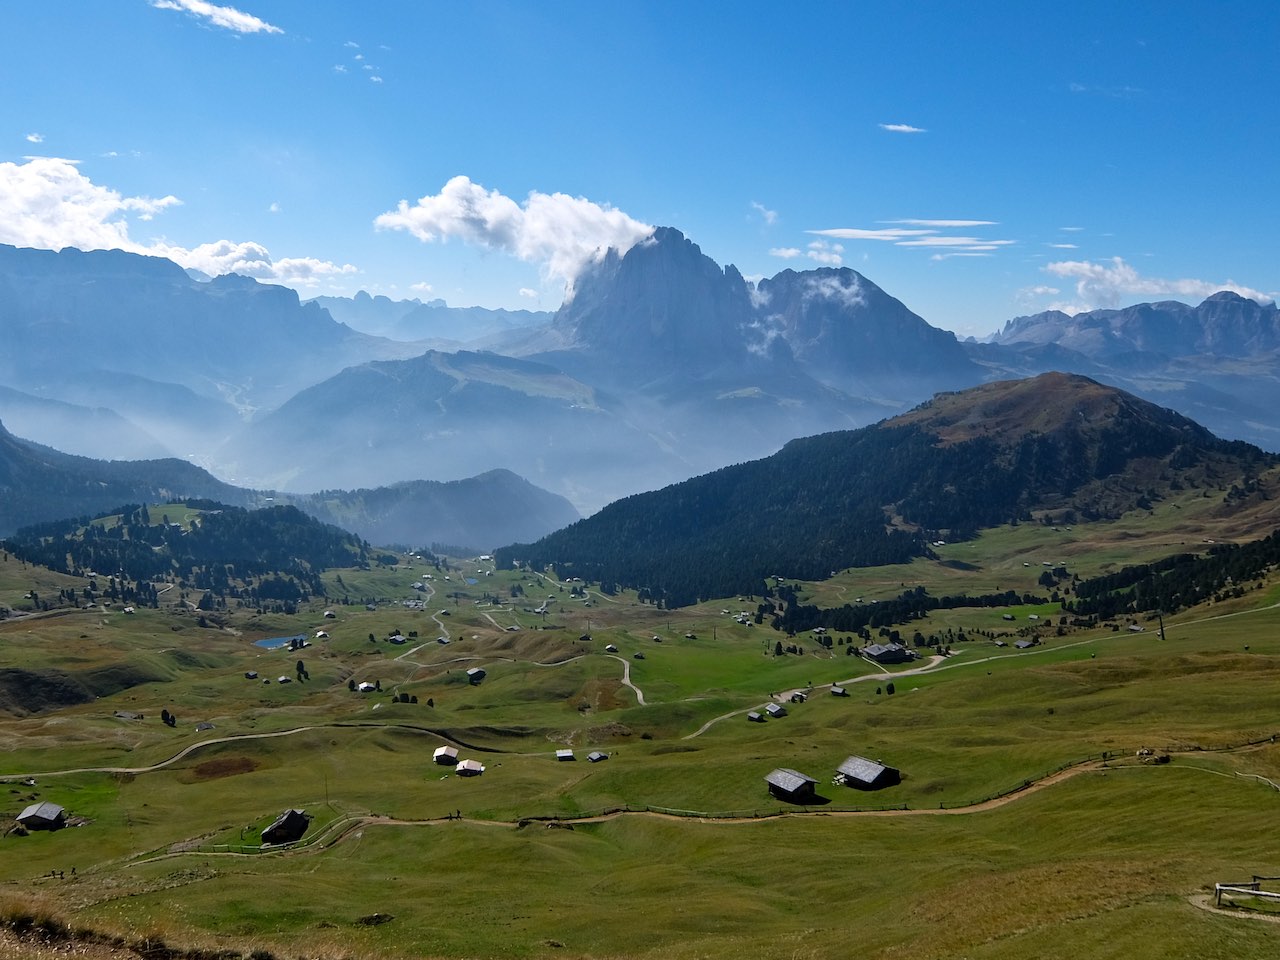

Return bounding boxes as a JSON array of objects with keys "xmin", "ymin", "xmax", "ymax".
[
  {"xmin": 765, "ymin": 703, "xmax": 787, "ymax": 718},
  {"xmin": 764, "ymin": 768, "xmax": 818, "ymax": 802},
  {"xmin": 835, "ymin": 756, "xmax": 901, "ymax": 791},
  {"xmin": 16, "ymin": 801, "xmax": 65, "ymax": 831},
  {"xmin": 433, "ymin": 745, "xmax": 459, "ymax": 765},
  {"xmin": 466, "ymin": 667, "xmax": 486, "ymax": 684},
  {"xmin": 261, "ymin": 808, "xmax": 310, "ymax": 844},
  {"xmin": 455, "ymin": 759, "xmax": 485, "ymax": 776},
  {"xmin": 1014, "ymin": 639, "xmax": 1037, "ymax": 650},
  {"xmin": 747, "ymin": 711, "xmax": 766, "ymax": 722},
  {"xmin": 605, "ymin": 644, "xmax": 618, "ymax": 652},
  {"xmin": 831, "ymin": 686, "xmax": 848, "ymax": 697},
  {"xmin": 357, "ymin": 681, "xmax": 376, "ymax": 693},
  {"xmin": 587, "ymin": 751, "xmax": 608, "ymax": 763},
  {"xmin": 556, "ymin": 749, "xmax": 575, "ymax": 761},
  {"xmin": 195, "ymin": 722, "xmax": 215, "ymax": 732},
  {"xmin": 864, "ymin": 642, "xmax": 912, "ymax": 664}
]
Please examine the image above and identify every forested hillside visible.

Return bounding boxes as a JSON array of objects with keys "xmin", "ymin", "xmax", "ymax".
[
  {"xmin": 1, "ymin": 502, "xmax": 369, "ymax": 611},
  {"xmin": 499, "ymin": 375, "xmax": 1276, "ymax": 606}
]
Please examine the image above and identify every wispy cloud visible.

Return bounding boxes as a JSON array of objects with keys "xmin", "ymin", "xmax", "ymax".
[
  {"xmin": 344, "ymin": 40, "xmax": 360, "ymax": 48},
  {"xmin": 1060, "ymin": 226, "xmax": 1084, "ymax": 232},
  {"xmin": 751, "ymin": 201, "xmax": 778, "ymax": 225},
  {"xmin": 768, "ymin": 247, "xmax": 802, "ymax": 259},
  {"xmin": 0, "ymin": 156, "xmax": 352, "ymax": 286},
  {"xmin": 1044, "ymin": 256, "xmax": 1274, "ymax": 310},
  {"xmin": 895, "ymin": 236, "xmax": 1015, "ymax": 248},
  {"xmin": 806, "ymin": 240, "xmax": 843, "ymax": 265},
  {"xmin": 150, "ymin": 0, "xmax": 282, "ymax": 34},
  {"xmin": 879, "ymin": 122, "xmax": 926, "ymax": 134},
  {"xmin": 884, "ymin": 219, "xmax": 996, "ymax": 228},
  {"xmin": 370, "ymin": 75, "xmax": 383, "ymax": 83},
  {"xmin": 811, "ymin": 223, "xmax": 1013, "ymax": 255},
  {"xmin": 1068, "ymin": 82, "xmax": 1142, "ymax": 98},
  {"xmin": 333, "ymin": 64, "xmax": 348, "ymax": 73},
  {"xmin": 1047, "ymin": 242, "xmax": 1077, "ymax": 249},
  {"xmin": 410, "ymin": 281, "xmax": 433, "ymax": 294},
  {"xmin": 374, "ymin": 175, "xmax": 652, "ymax": 291},
  {"xmin": 25, "ymin": 133, "xmax": 43, "ymax": 144},
  {"xmin": 518, "ymin": 287, "xmax": 538, "ymax": 298},
  {"xmin": 267, "ymin": 201, "xmax": 280, "ymax": 213},
  {"xmin": 809, "ymin": 226, "xmax": 933, "ymax": 241}
]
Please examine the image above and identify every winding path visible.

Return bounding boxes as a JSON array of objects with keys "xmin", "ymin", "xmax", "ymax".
[{"xmin": 607, "ymin": 654, "xmax": 646, "ymax": 705}]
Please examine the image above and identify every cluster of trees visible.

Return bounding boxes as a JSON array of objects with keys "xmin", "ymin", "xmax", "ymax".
[
  {"xmin": 1, "ymin": 502, "xmax": 369, "ymax": 606},
  {"xmin": 1067, "ymin": 529, "xmax": 1280, "ymax": 618},
  {"xmin": 774, "ymin": 585, "xmax": 1049, "ymax": 635}
]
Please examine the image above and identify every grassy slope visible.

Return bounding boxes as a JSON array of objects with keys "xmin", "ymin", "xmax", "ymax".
[{"xmin": 3, "ymin": 503, "xmax": 1280, "ymax": 958}]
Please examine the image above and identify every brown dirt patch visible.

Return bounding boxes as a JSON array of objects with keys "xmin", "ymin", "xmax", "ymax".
[{"xmin": 189, "ymin": 756, "xmax": 257, "ymax": 780}]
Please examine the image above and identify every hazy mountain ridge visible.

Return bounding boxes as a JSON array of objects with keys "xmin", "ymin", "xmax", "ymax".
[
  {"xmin": 4, "ymin": 238, "xmax": 1280, "ymax": 518},
  {"xmin": 498, "ymin": 374, "xmax": 1279, "ymax": 605},
  {"xmin": 0, "ymin": 418, "xmax": 576, "ymax": 549},
  {"xmin": 309, "ymin": 290, "xmax": 551, "ymax": 343}
]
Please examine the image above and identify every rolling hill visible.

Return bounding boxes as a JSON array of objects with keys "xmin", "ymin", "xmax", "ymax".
[{"xmin": 498, "ymin": 373, "xmax": 1279, "ymax": 605}]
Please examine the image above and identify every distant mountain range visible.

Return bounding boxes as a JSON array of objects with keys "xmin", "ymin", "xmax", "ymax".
[
  {"xmin": 498, "ymin": 373, "xmax": 1278, "ymax": 605},
  {"xmin": 2, "ymin": 234, "xmax": 1278, "ymax": 517},
  {"xmin": 0, "ymin": 419, "xmax": 576, "ymax": 550}
]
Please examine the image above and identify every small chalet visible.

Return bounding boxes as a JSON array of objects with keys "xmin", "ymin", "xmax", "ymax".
[
  {"xmin": 830, "ymin": 686, "xmax": 848, "ymax": 697},
  {"xmin": 765, "ymin": 703, "xmax": 787, "ymax": 719},
  {"xmin": 455, "ymin": 758, "xmax": 485, "ymax": 776},
  {"xmin": 433, "ymin": 745, "xmax": 459, "ymax": 765},
  {"xmin": 747, "ymin": 711, "xmax": 766, "ymax": 723},
  {"xmin": 605, "ymin": 644, "xmax": 618, "ymax": 652},
  {"xmin": 357, "ymin": 681, "xmax": 376, "ymax": 693},
  {"xmin": 556, "ymin": 749, "xmax": 575, "ymax": 761},
  {"xmin": 261, "ymin": 808, "xmax": 310, "ymax": 845},
  {"xmin": 1014, "ymin": 639, "xmax": 1037, "ymax": 650},
  {"xmin": 17, "ymin": 801, "xmax": 65, "ymax": 831},
  {"xmin": 864, "ymin": 643, "xmax": 912, "ymax": 665},
  {"xmin": 764, "ymin": 768, "xmax": 818, "ymax": 802},
  {"xmin": 195, "ymin": 722, "xmax": 215, "ymax": 732},
  {"xmin": 323, "ymin": 610, "xmax": 337, "ymax": 618},
  {"xmin": 587, "ymin": 751, "xmax": 608, "ymax": 763},
  {"xmin": 836, "ymin": 755, "xmax": 901, "ymax": 791},
  {"xmin": 466, "ymin": 667, "xmax": 486, "ymax": 684}
]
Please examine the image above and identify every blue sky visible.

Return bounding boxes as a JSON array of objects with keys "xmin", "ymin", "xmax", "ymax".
[{"xmin": 2, "ymin": 1, "xmax": 1276, "ymax": 337}]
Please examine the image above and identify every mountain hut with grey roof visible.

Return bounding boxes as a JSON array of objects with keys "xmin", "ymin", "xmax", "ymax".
[
  {"xmin": 764, "ymin": 768, "xmax": 818, "ymax": 802},
  {"xmin": 836, "ymin": 756, "xmax": 901, "ymax": 791}
]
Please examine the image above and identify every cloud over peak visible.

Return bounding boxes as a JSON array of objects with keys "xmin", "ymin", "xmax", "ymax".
[
  {"xmin": 374, "ymin": 175, "xmax": 652, "ymax": 289},
  {"xmin": 0, "ymin": 156, "xmax": 351, "ymax": 287},
  {"xmin": 1044, "ymin": 256, "xmax": 1274, "ymax": 310}
]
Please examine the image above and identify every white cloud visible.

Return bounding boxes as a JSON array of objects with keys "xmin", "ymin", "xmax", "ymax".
[
  {"xmin": 806, "ymin": 240, "xmax": 843, "ymax": 265},
  {"xmin": 751, "ymin": 201, "xmax": 778, "ymax": 225},
  {"xmin": 268, "ymin": 201, "xmax": 280, "ymax": 213},
  {"xmin": 344, "ymin": 40, "xmax": 360, "ymax": 48},
  {"xmin": 333, "ymin": 64, "xmax": 347, "ymax": 73},
  {"xmin": 880, "ymin": 123, "xmax": 926, "ymax": 133},
  {"xmin": 1019, "ymin": 285, "xmax": 1061, "ymax": 298},
  {"xmin": 25, "ymin": 133, "xmax": 43, "ymax": 144},
  {"xmin": 0, "ymin": 156, "xmax": 352, "ymax": 287},
  {"xmin": 410, "ymin": 281, "xmax": 433, "ymax": 294},
  {"xmin": 1060, "ymin": 226, "xmax": 1084, "ymax": 232},
  {"xmin": 895, "ymin": 236, "xmax": 1015, "ymax": 248},
  {"xmin": 374, "ymin": 175, "xmax": 652, "ymax": 290},
  {"xmin": 370, "ymin": 75, "xmax": 383, "ymax": 83},
  {"xmin": 151, "ymin": 0, "xmax": 282, "ymax": 34},
  {"xmin": 804, "ymin": 273, "xmax": 864, "ymax": 307},
  {"xmin": 769, "ymin": 247, "xmax": 802, "ymax": 259},
  {"xmin": 1047, "ymin": 242, "xmax": 1077, "ymax": 249},
  {"xmin": 930, "ymin": 252, "xmax": 994, "ymax": 261},
  {"xmin": 883, "ymin": 219, "xmax": 996, "ymax": 228},
  {"xmin": 1044, "ymin": 256, "xmax": 1274, "ymax": 310},
  {"xmin": 175, "ymin": 240, "xmax": 357, "ymax": 284},
  {"xmin": 809, "ymin": 226, "xmax": 934, "ymax": 241},
  {"xmin": 518, "ymin": 287, "xmax": 538, "ymax": 298}
]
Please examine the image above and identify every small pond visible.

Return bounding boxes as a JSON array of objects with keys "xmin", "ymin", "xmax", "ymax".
[{"xmin": 254, "ymin": 634, "xmax": 306, "ymax": 649}]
